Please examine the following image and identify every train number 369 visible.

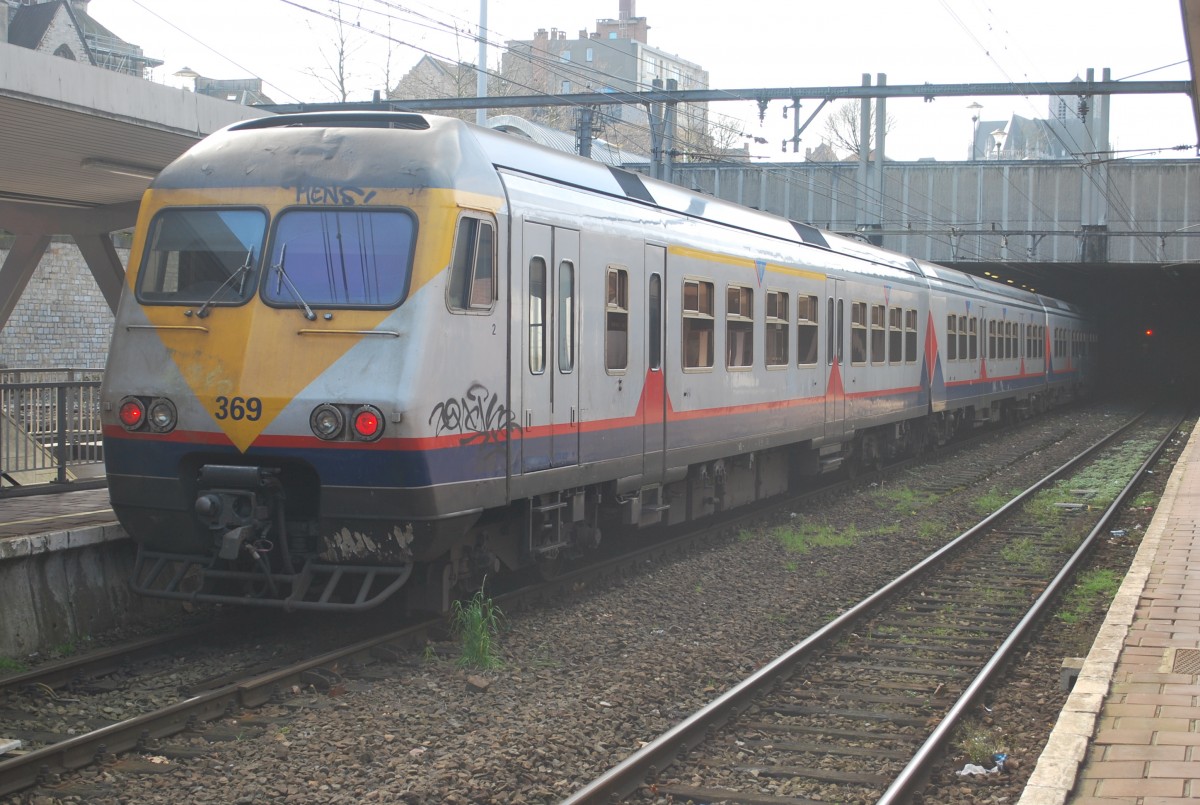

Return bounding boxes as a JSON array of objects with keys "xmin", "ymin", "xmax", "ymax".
[{"xmin": 214, "ymin": 396, "xmax": 263, "ymax": 421}]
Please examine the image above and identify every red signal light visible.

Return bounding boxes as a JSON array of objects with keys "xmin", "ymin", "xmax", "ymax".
[
  {"xmin": 1144, "ymin": 329, "xmax": 1154, "ymax": 337},
  {"xmin": 118, "ymin": 398, "xmax": 146, "ymax": 429},
  {"xmin": 352, "ymin": 406, "xmax": 383, "ymax": 440}
]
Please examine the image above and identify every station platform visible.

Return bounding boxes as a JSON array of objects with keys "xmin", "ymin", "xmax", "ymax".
[
  {"xmin": 0, "ymin": 485, "xmax": 136, "ymax": 658},
  {"xmin": 0, "ymin": 486, "xmax": 114, "ymax": 541},
  {"xmin": 1021, "ymin": 419, "xmax": 1200, "ymax": 804}
]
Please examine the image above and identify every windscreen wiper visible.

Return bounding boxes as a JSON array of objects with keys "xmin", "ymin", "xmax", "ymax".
[
  {"xmin": 196, "ymin": 248, "xmax": 254, "ymax": 319},
  {"xmin": 270, "ymin": 244, "xmax": 316, "ymax": 321}
]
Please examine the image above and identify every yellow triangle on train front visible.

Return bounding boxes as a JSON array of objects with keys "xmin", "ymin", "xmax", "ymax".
[{"xmin": 143, "ymin": 303, "xmax": 392, "ymax": 452}]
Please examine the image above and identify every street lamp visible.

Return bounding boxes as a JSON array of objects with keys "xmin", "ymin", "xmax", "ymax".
[
  {"xmin": 991, "ymin": 128, "xmax": 1007, "ymax": 160},
  {"xmin": 967, "ymin": 102, "xmax": 982, "ymax": 161}
]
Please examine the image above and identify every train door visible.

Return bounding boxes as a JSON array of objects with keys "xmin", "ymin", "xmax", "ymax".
[
  {"xmin": 824, "ymin": 278, "xmax": 847, "ymax": 440},
  {"xmin": 643, "ymin": 245, "xmax": 666, "ymax": 483},
  {"xmin": 520, "ymin": 221, "xmax": 580, "ymax": 473}
]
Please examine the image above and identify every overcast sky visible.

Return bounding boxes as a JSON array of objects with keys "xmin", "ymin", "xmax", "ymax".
[{"xmin": 96, "ymin": 0, "xmax": 1196, "ymax": 162}]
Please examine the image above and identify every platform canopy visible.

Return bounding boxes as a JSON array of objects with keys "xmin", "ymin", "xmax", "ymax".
[{"xmin": 0, "ymin": 42, "xmax": 269, "ymax": 328}]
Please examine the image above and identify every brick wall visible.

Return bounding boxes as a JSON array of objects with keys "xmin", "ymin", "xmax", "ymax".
[{"xmin": 0, "ymin": 241, "xmax": 121, "ymax": 369}]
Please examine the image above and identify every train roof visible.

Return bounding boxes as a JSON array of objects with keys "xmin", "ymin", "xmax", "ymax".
[{"xmin": 166, "ymin": 112, "xmax": 1073, "ymax": 311}]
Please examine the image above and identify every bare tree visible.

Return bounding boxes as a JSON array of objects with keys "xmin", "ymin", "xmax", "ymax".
[
  {"xmin": 306, "ymin": 1, "xmax": 366, "ymax": 103},
  {"xmin": 822, "ymin": 101, "xmax": 896, "ymax": 158}
]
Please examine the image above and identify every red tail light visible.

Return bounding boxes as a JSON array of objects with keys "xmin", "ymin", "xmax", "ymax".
[
  {"xmin": 352, "ymin": 406, "xmax": 383, "ymax": 441},
  {"xmin": 118, "ymin": 397, "xmax": 146, "ymax": 429}
]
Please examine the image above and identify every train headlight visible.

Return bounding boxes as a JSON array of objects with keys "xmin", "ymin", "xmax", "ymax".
[
  {"xmin": 118, "ymin": 397, "xmax": 146, "ymax": 430},
  {"xmin": 351, "ymin": 405, "xmax": 384, "ymax": 441},
  {"xmin": 310, "ymin": 404, "xmax": 344, "ymax": 440},
  {"xmin": 147, "ymin": 398, "xmax": 178, "ymax": 432}
]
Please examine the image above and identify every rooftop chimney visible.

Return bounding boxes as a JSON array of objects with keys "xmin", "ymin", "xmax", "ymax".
[{"xmin": 620, "ymin": 0, "xmax": 635, "ymax": 22}]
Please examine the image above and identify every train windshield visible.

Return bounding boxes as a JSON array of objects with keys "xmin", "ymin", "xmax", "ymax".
[
  {"xmin": 136, "ymin": 208, "xmax": 267, "ymax": 306},
  {"xmin": 263, "ymin": 209, "xmax": 416, "ymax": 309}
]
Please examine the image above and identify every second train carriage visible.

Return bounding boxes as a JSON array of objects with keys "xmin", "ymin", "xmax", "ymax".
[{"xmin": 100, "ymin": 112, "xmax": 1097, "ymax": 611}]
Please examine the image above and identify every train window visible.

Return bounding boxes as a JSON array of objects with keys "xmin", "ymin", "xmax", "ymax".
[
  {"xmin": 826, "ymin": 297, "xmax": 835, "ymax": 365},
  {"xmin": 726, "ymin": 285, "xmax": 754, "ymax": 369},
  {"xmin": 766, "ymin": 290, "xmax": 788, "ymax": 368},
  {"xmin": 888, "ymin": 307, "xmax": 902, "ymax": 365},
  {"xmin": 263, "ymin": 209, "xmax": 415, "ymax": 308},
  {"xmin": 529, "ymin": 258, "xmax": 547, "ymax": 374},
  {"xmin": 968, "ymin": 317, "xmax": 978, "ymax": 360},
  {"xmin": 683, "ymin": 278, "xmax": 714, "ymax": 370},
  {"xmin": 447, "ymin": 216, "xmax": 496, "ymax": 312},
  {"xmin": 558, "ymin": 261, "xmax": 575, "ymax": 373},
  {"xmin": 851, "ymin": 302, "xmax": 867, "ymax": 365},
  {"xmin": 947, "ymin": 315, "xmax": 958, "ymax": 361},
  {"xmin": 988, "ymin": 320, "xmax": 996, "ymax": 360},
  {"xmin": 837, "ymin": 299, "xmax": 844, "ymax": 364},
  {"xmin": 136, "ymin": 208, "xmax": 266, "ymax": 305},
  {"xmin": 904, "ymin": 308, "xmax": 917, "ymax": 363},
  {"xmin": 649, "ymin": 274, "xmax": 662, "ymax": 371},
  {"xmin": 870, "ymin": 304, "xmax": 885, "ymax": 365},
  {"xmin": 1008, "ymin": 322, "xmax": 1017, "ymax": 359},
  {"xmin": 606, "ymin": 267, "xmax": 628, "ymax": 372},
  {"xmin": 797, "ymin": 294, "xmax": 819, "ymax": 366},
  {"xmin": 958, "ymin": 317, "xmax": 969, "ymax": 362}
]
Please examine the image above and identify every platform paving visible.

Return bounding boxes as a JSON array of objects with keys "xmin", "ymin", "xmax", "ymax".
[{"xmin": 1020, "ymin": 419, "xmax": 1200, "ymax": 804}]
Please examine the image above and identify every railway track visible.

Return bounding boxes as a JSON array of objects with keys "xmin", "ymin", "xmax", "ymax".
[
  {"xmin": 561, "ymin": 406, "xmax": 1184, "ymax": 805},
  {"xmin": 0, "ymin": 403, "xmax": 1160, "ymax": 801}
]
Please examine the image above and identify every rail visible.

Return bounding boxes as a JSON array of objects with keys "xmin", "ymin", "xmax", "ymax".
[{"xmin": 0, "ymin": 369, "xmax": 105, "ymax": 495}]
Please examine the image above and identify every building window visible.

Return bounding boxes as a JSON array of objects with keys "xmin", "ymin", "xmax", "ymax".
[
  {"xmin": 605, "ymin": 267, "xmax": 628, "ymax": 372},
  {"xmin": 726, "ymin": 285, "xmax": 753, "ymax": 369},
  {"xmin": 766, "ymin": 290, "xmax": 788, "ymax": 367},
  {"xmin": 586, "ymin": 47, "xmax": 594, "ymax": 62},
  {"xmin": 561, "ymin": 81, "xmax": 571, "ymax": 94},
  {"xmin": 560, "ymin": 50, "xmax": 571, "ymax": 62},
  {"xmin": 683, "ymin": 278, "xmax": 714, "ymax": 370},
  {"xmin": 797, "ymin": 294, "xmax": 819, "ymax": 366}
]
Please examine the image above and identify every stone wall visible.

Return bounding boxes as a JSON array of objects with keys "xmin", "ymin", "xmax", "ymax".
[{"xmin": 0, "ymin": 240, "xmax": 122, "ymax": 369}]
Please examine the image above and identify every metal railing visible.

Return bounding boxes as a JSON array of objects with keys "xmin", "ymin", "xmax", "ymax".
[{"xmin": 0, "ymin": 369, "xmax": 105, "ymax": 495}]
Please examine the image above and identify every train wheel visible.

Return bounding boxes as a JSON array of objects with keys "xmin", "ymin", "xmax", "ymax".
[{"xmin": 535, "ymin": 550, "xmax": 565, "ymax": 581}]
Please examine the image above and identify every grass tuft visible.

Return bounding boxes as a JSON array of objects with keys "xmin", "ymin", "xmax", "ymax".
[
  {"xmin": 450, "ymin": 582, "xmax": 505, "ymax": 670},
  {"xmin": 1058, "ymin": 569, "xmax": 1121, "ymax": 625}
]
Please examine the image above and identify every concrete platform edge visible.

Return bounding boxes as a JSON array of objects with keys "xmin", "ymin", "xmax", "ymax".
[
  {"xmin": 0, "ymin": 522, "xmax": 127, "ymax": 561},
  {"xmin": 1016, "ymin": 419, "xmax": 1199, "ymax": 804}
]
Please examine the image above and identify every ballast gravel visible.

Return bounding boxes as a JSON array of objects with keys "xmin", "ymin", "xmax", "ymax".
[{"xmin": 11, "ymin": 403, "xmax": 1167, "ymax": 805}]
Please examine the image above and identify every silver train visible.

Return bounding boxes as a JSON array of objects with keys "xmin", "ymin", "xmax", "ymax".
[{"xmin": 100, "ymin": 112, "xmax": 1098, "ymax": 611}]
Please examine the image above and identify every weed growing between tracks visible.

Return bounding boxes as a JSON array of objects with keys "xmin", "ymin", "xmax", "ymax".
[
  {"xmin": 450, "ymin": 582, "xmax": 506, "ymax": 670},
  {"xmin": 1056, "ymin": 569, "xmax": 1121, "ymax": 625}
]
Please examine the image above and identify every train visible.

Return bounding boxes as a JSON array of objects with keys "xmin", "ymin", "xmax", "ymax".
[{"xmin": 100, "ymin": 111, "xmax": 1098, "ymax": 612}]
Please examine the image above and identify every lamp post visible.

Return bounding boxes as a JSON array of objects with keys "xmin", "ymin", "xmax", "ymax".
[
  {"xmin": 967, "ymin": 102, "xmax": 982, "ymax": 161},
  {"xmin": 991, "ymin": 128, "xmax": 1007, "ymax": 160}
]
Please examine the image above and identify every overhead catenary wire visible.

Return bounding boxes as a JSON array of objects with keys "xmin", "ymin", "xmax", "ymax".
[{"xmin": 128, "ymin": 0, "xmax": 1189, "ymax": 271}]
